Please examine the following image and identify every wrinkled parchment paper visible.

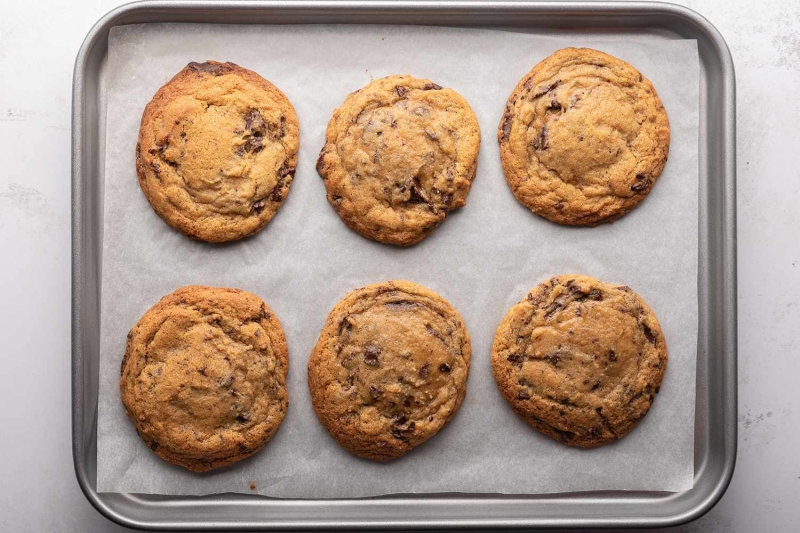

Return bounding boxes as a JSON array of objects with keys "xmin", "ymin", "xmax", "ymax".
[{"xmin": 97, "ymin": 23, "xmax": 699, "ymax": 496}]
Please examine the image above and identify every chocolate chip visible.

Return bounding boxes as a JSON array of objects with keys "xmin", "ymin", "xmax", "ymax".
[
  {"xmin": 407, "ymin": 177, "xmax": 429, "ymax": 204},
  {"xmin": 364, "ymin": 346, "xmax": 380, "ymax": 366},
  {"xmin": 244, "ymin": 136, "xmax": 263, "ymax": 154},
  {"xmin": 642, "ymin": 323, "xmax": 658, "ymax": 344},
  {"xmin": 533, "ymin": 124, "xmax": 549, "ymax": 150},
  {"xmin": 270, "ymin": 180, "xmax": 285, "ymax": 202},
  {"xmin": 149, "ymin": 161, "xmax": 161, "ymax": 174},
  {"xmin": 332, "ymin": 195, "xmax": 343, "ymax": 206},
  {"xmin": 587, "ymin": 289, "xmax": 602, "ymax": 301},
  {"xmin": 394, "ymin": 415, "xmax": 407, "ymax": 425},
  {"xmin": 198, "ymin": 367, "xmax": 207, "ymax": 376},
  {"xmin": 549, "ymin": 354, "xmax": 561, "ymax": 366},
  {"xmin": 631, "ymin": 174, "xmax": 650, "ymax": 192},
  {"xmin": 549, "ymin": 98, "xmax": 561, "ymax": 111},
  {"xmin": 316, "ymin": 151, "xmax": 327, "ymax": 175},
  {"xmin": 149, "ymin": 441, "xmax": 159, "ymax": 451},
  {"xmin": 188, "ymin": 61, "xmax": 224, "ymax": 76},
  {"xmin": 578, "ymin": 135, "xmax": 584, "ymax": 141},
  {"xmin": 422, "ymin": 82, "xmax": 442, "ymax": 90},
  {"xmin": 592, "ymin": 380, "xmax": 602, "ymax": 391},
  {"xmin": 251, "ymin": 199, "xmax": 266, "ymax": 214},
  {"xmin": 517, "ymin": 391, "xmax": 531, "ymax": 400},
  {"xmin": 395, "ymin": 86, "xmax": 407, "ymax": 97},
  {"xmin": 500, "ymin": 110, "xmax": 513, "ymax": 141},
  {"xmin": 608, "ymin": 350, "xmax": 617, "ymax": 362},
  {"xmin": 533, "ymin": 80, "xmax": 561, "ymax": 98},
  {"xmin": 617, "ymin": 285, "xmax": 633, "ymax": 293},
  {"xmin": 507, "ymin": 353, "xmax": 523, "ymax": 364},
  {"xmin": 418, "ymin": 363, "xmax": 430, "ymax": 378},
  {"xmin": 425, "ymin": 325, "xmax": 445, "ymax": 342},
  {"xmin": 589, "ymin": 427, "xmax": 602, "ymax": 438},
  {"xmin": 369, "ymin": 385, "xmax": 383, "ymax": 398},
  {"xmin": 439, "ymin": 363, "xmax": 451, "ymax": 373},
  {"xmin": 245, "ymin": 109, "xmax": 266, "ymax": 132}
]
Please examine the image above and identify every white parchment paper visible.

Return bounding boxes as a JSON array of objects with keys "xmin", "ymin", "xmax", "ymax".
[{"xmin": 97, "ymin": 23, "xmax": 699, "ymax": 496}]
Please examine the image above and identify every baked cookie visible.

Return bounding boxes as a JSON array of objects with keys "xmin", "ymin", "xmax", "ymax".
[
  {"xmin": 136, "ymin": 61, "xmax": 299, "ymax": 242},
  {"xmin": 316, "ymin": 75, "xmax": 481, "ymax": 246},
  {"xmin": 120, "ymin": 285, "xmax": 289, "ymax": 471},
  {"xmin": 491, "ymin": 275, "xmax": 667, "ymax": 447},
  {"xmin": 498, "ymin": 48, "xmax": 670, "ymax": 226},
  {"xmin": 308, "ymin": 280, "xmax": 471, "ymax": 460}
]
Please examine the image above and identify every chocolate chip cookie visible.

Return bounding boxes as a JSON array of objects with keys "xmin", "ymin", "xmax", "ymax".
[
  {"xmin": 120, "ymin": 286, "xmax": 289, "ymax": 471},
  {"xmin": 491, "ymin": 275, "xmax": 667, "ymax": 447},
  {"xmin": 316, "ymin": 75, "xmax": 481, "ymax": 246},
  {"xmin": 308, "ymin": 281, "xmax": 471, "ymax": 460},
  {"xmin": 498, "ymin": 48, "xmax": 670, "ymax": 226},
  {"xmin": 136, "ymin": 61, "xmax": 299, "ymax": 242}
]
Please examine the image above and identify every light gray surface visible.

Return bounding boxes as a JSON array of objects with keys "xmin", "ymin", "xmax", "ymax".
[{"xmin": 0, "ymin": 0, "xmax": 796, "ymax": 532}]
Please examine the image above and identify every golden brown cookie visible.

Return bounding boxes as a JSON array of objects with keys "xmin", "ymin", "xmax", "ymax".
[
  {"xmin": 136, "ymin": 61, "xmax": 299, "ymax": 242},
  {"xmin": 498, "ymin": 48, "xmax": 670, "ymax": 226},
  {"xmin": 316, "ymin": 75, "xmax": 481, "ymax": 246},
  {"xmin": 491, "ymin": 275, "xmax": 667, "ymax": 447},
  {"xmin": 120, "ymin": 286, "xmax": 289, "ymax": 471},
  {"xmin": 308, "ymin": 281, "xmax": 471, "ymax": 460}
]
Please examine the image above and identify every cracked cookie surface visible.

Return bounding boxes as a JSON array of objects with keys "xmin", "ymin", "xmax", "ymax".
[
  {"xmin": 316, "ymin": 75, "xmax": 481, "ymax": 246},
  {"xmin": 491, "ymin": 275, "xmax": 667, "ymax": 447},
  {"xmin": 498, "ymin": 48, "xmax": 670, "ymax": 226},
  {"xmin": 308, "ymin": 281, "xmax": 471, "ymax": 460},
  {"xmin": 120, "ymin": 285, "xmax": 289, "ymax": 471},
  {"xmin": 136, "ymin": 61, "xmax": 299, "ymax": 242}
]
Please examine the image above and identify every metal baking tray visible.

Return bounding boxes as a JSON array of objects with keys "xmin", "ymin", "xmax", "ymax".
[{"xmin": 72, "ymin": 0, "xmax": 737, "ymax": 529}]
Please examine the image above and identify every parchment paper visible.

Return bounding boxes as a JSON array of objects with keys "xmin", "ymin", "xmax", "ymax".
[{"xmin": 97, "ymin": 23, "xmax": 699, "ymax": 496}]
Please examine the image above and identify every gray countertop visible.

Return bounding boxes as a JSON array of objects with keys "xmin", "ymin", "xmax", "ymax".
[{"xmin": 1, "ymin": 0, "xmax": 797, "ymax": 531}]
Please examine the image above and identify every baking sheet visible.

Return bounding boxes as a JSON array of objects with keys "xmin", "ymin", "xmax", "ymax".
[{"xmin": 96, "ymin": 23, "xmax": 699, "ymax": 497}]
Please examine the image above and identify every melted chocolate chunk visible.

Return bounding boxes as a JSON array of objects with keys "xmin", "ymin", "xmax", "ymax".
[
  {"xmin": 587, "ymin": 289, "xmax": 602, "ymax": 301},
  {"xmin": 188, "ymin": 62, "xmax": 224, "ymax": 76},
  {"xmin": 507, "ymin": 353, "xmax": 523, "ymax": 364},
  {"xmin": 418, "ymin": 363, "xmax": 430, "ymax": 378},
  {"xmin": 501, "ymin": 110, "xmax": 513, "ymax": 141},
  {"xmin": 631, "ymin": 174, "xmax": 650, "ymax": 192},
  {"xmin": 642, "ymin": 323, "xmax": 658, "ymax": 344},
  {"xmin": 532, "ymin": 80, "xmax": 561, "ymax": 98},
  {"xmin": 364, "ymin": 346, "xmax": 380, "ymax": 366},
  {"xmin": 251, "ymin": 199, "xmax": 266, "ymax": 214}
]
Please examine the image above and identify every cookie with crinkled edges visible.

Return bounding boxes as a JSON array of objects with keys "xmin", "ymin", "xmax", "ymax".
[
  {"xmin": 136, "ymin": 61, "xmax": 299, "ymax": 242},
  {"xmin": 498, "ymin": 48, "xmax": 670, "ymax": 226},
  {"xmin": 120, "ymin": 285, "xmax": 289, "ymax": 471},
  {"xmin": 491, "ymin": 275, "xmax": 667, "ymax": 447},
  {"xmin": 316, "ymin": 75, "xmax": 481, "ymax": 246},
  {"xmin": 308, "ymin": 280, "xmax": 471, "ymax": 460}
]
